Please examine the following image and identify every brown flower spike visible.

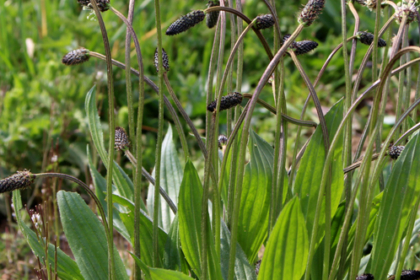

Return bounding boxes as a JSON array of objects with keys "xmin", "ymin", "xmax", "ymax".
[
  {"xmin": 77, "ymin": 0, "xmax": 110, "ymax": 12},
  {"xmin": 207, "ymin": 92, "xmax": 243, "ymax": 113},
  {"xmin": 206, "ymin": 1, "xmax": 220, "ymax": 29},
  {"xmin": 0, "ymin": 170, "xmax": 36, "ymax": 193},
  {"xmin": 166, "ymin": 10, "xmax": 205, "ymax": 36},
  {"xmin": 154, "ymin": 48, "xmax": 170, "ymax": 72},
  {"xmin": 388, "ymin": 270, "xmax": 420, "ymax": 280},
  {"xmin": 115, "ymin": 127, "xmax": 130, "ymax": 151},
  {"xmin": 356, "ymin": 31, "xmax": 387, "ymax": 47},
  {"xmin": 283, "ymin": 35, "xmax": 318, "ymax": 55},
  {"xmin": 389, "ymin": 145, "xmax": 405, "ymax": 159},
  {"xmin": 298, "ymin": 0, "xmax": 325, "ymax": 26},
  {"xmin": 62, "ymin": 48, "xmax": 90, "ymax": 66},
  {"xmin": 356, "ymin": 274, "xmax": 374, "ymax": 280},
  {"xmin": 255, "ymin": 14, "xmax": 275, "ymax": 30}
]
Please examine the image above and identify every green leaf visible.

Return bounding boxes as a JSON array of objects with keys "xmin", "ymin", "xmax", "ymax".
[
  {"xmin": 178, "ymin": 160, "xmax": 222, "ymax": 279},
  {"xmin": 258, "ymin": 197, "xmax": 308, "ymax": 280},
  {"xmin": 237, "ymin": 130, "xmax": 274, "ymax": 263},
  {"xmin": 369, "ymin": 133, "xmax": 420, "ymax": 279},
  {"xmin": 164, "ymin": 215, "xmax": 189, "ymax": 272},
  {"xmin": 85, "ymin": 85, "xmax": 138, "ymax": 203},
  {"xmin": 57, "ymin": 191, "xmax": 129, "ymax": 280},
  {"xmin": 149, "ymin": 268, "xmax": 194, "ymax": 279},
  {"xmin": 87, "ymin": 146, "xmax": 130, "ymax": 242},
  {"xmin": 12, "ymin": 191, "xmax": 84, "ymax": 280},
  {"xmin": 293, "ymin": 99, "xmax": 344, "ymax": 240},
  {"xmin": 113, "ymin": 193, "xmax": 169, "ymax": 267},
  {"xmin": 130, "ymin": 253, "xmax": 152, "ymax": 280},
  {"xmin": 147, "ymin": 125, "xmax": 183, "ymax": 232},
  {"xmin": 220, "ymin": 221, "xmax": 257, "ymax": 280}
]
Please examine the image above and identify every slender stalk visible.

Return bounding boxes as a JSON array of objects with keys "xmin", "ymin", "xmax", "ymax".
[
  {"xmin": 242, "ymin": 94, "xmax": 317, "ymax": 127},
  {"xmin": 351, "ymin": 15, "xmax": 395, "ymax": 101},
  {"xmin": 209, "ymin": 0, "xmax": 227, "ymax": 268},
  {"xmin": 343, "ymin": 153, "xmax": 380, "ymax": 174},
  {"xmin": 402, "ymin": 28, "xmax": 412, "ymax": 133},
  {"xmin": 124, "ymin": 150, "xmax": 177, "ymax": 214},
  {"xmin": 227, "ymin": 24, "xmax": 305, "ymax": 280},
  {"xmin": 395, "ymin": 122, "xmax": 420, "ymax": 145},
  {"xmin": 201, "ymin": 115, "xmax": 216, "ymax": 280},
  {"xmin": 125, "ymin": 0, "xmax": 136, "ymax": 151},
  {"xmin": 289, "ymin": 51, "xmax": 329, "ymax": 151},
  {"xmin": 372, "ymin": 0, "xmax": 383, "ymax": 82},
  {"xmin": 163, "ymin": 74, "xmax": 189, "ymax": 160},
  {"xmin": 89, "ymin": 1, "xmax": 115, "ymax": 278},
  {"xmin": 152, "ymin": 0, "xmax": 164, "ymax": 267},
  {"xmin": 227, "ymin": 0, "xmax": 244, "ymax": 226},
  {"xmin": 109, "ymin": 7, "xmax": 145, "ymax": 276},
  {"xmin": 339, "ymin": 1, "xmax": 353, "ymax": 279}
]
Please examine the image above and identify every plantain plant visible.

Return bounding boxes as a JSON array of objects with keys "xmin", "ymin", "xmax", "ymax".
[{"xmin": 3, "ymin": 0, "xmax": 420, "ymax": 279}]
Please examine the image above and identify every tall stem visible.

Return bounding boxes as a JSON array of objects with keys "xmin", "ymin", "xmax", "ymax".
[
  {"xmin": 153, "ymin": 0, "xmax": 164, "ymax": 267},
  {"xmin": 125, "ymin": 0, "xmax": 135, "ymax": 151},
  {"xmin": 109, "ymin": 7, "xmax": 145, "ymax": 276},
  {"xmin": 89, "ymin": 1, "xmax": 115, "ymax": 278}
]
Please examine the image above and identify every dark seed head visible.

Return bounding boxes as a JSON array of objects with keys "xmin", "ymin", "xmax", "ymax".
[
  {"xmin": 356, "ymin": 31, "xmax": 387, "ymax": 47},
  {"xmin": 166, "ymin": 10, "xmax": 205, "ymax": 36},
  {"xmin": 77, "ymin": 0, "xmax": 110, "ymax": 12},
  {"xmin": 0, "ymin": 170, "xmax": 36, "ymax": 194},
  {"xmin": 283, "ymin": 35, "xmax": 318, "ymax": 55},
  {"xmin": 206, "ymin": 1, "xmax": 220, "ymax": 28},
  {"xmin": 154, "ymin": 48, "xmax": 170, "ymax": 72},
  {"xmin": 218, "ymin": 135, "xmax": 228, "ymax": 149},
  {"xmin": 298, "ymin": 0, "xmax": 325, "ymax": 26},
  {"xmin": 294, "ymin": 40, "xmax": 318, "ymax": 55},
  {"xmin": 388, "ymin": 270, "xmax": 420, "ymax": 280},
  {"xmin": 389, "ymin": 145, "xmax": 405, "ymax": 159},
  {"xmin": 115, "ymin": 127, "xmax": 130, "ymax": 151},
  {"xmin": 365, "ymin": 0, "xmax": 377, "ymax": 10},
  {"xmin": 207, "ymin": 92, "xmax": 243, "ymax": 113},
  {"xmin": 356, "ymin": 273, "xmax": 374, "ymax": 280},
  {"xmin": 255, "ymin": 14, "xmax": 275, "ymax": 30},
  {"xmin": 255, "ymin": 260, "xmax": 262, "ymax": 275},
  {"xmin": 62, "ymin": 48, "xmax": 90, "ymax": 66}
]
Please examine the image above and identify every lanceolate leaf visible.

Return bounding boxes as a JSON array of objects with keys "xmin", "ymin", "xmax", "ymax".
[
  {"xmin": 293, "ymin": 99, "xmax": 344, "ymax": 239},
  {"xmin": 164, "ymin": 214, "xmax": 189, "ymax": 272},
  {"xmin": 369, "ymin": 133, "xmax": 420, "ymax": 279},
  {"xmin": 237, "ymin": 130, "xmax": 274, "ymax": 263},
  {"xmin": 111, "ymin": 193, "xmax": 169, "ymax": 267},
  {"xmin": 85, "ymin": 85, "xmax": 136, "ymax": 202},
  {"xmin": 178, "ymin": 160, "xmax": 222, "ymax": 279},
  {"xmin": 12, "ymin": 191, "xmax": 83, "ymax": 280},
  {"xmin": 87, "ymin": 146, "xmax": 130, "ymax": 242},
  {"xmin": 149, "ymin": 268, "xmax": 194, "ymax": 279},
  {"xmin": 57, "ymin": 191, "xmax": 129, "ymax": 280},
  {"xmin": 147, "ymin": 125, "xmax": 183, "ymax": 232},
  {"xmin": 258, "ymin": 197, "xmax": 308, "ymax": 280},
  {"xmin": 220, "ymin": 221, "xmax": 257, "ymax": 280}
]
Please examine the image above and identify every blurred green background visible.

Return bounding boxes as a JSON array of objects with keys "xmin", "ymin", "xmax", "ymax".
[{"xmin": 0, "ymin": 0, "xmax": 414, "ymax": 231}]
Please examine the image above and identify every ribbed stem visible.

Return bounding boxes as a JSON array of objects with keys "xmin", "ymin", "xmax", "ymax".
[
  {"xmin": 338, "ymin": 1, "xmax": 352, "ymax": 279},
  {"xmin": 153, "ymin": 0, "xmax": 164, "ymax": 267},
  {"xmin": 163, "ymin": 74, "xmax": 189, "ymax": 161},
  {"xmin": 125, "ymin": 0, "xmax": 135, "ymax": 152},
  {"xmin": 89, "ymin": 1, "xmax": 115, "ymax": 278},
  {"xmin": 109, "ymin": 7, "xmax": 145, "ymax": 276},
  {"xmin": 124, "ymin": 149, "xmax": 177, "ymax": 214}
]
